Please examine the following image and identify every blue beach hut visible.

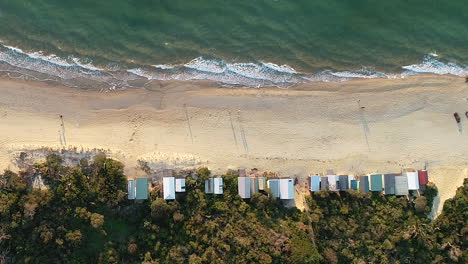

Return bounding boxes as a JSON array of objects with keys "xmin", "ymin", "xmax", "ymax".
[
  {"xmin": 310, "ymin": 175, "xmax": 320, "ymax": 192},
  {"xmin": 351, "ymin": 180, "xmax": 358, "ymax": 190}
]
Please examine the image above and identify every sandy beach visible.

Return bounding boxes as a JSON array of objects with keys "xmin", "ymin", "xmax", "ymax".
[{"xmin": 0, "ymin": 75, "xmax": 467, "ymax": 214}]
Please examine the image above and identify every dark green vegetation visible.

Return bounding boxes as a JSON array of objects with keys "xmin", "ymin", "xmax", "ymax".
[
  {"xmin": 0, "ymin": 0, "xmax": 467, "ymax": 71},
  {"xmin": 0, "ymin": 154, "xmax": 466, "ymax": 263},
  {"xmin": 308, "ymin": 183, "xmax": 466, "ymax": 263}
]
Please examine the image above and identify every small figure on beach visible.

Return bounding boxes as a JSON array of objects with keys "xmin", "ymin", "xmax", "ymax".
[
  {"xmin": 454, "ymin": 112, "xmax": 461, "ymax": 123},
  {"xmin": 465, "ymin": 77, "xmax": 468, "ymax": 83}
]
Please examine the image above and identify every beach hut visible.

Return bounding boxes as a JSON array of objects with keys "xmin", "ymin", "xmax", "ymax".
[
  {"xmin": 267, "ymin": 179, "xmax": 280, "ymax": 198},
  {"xmin": 128, "ymin": 180, "xmax": 136, "ymax": 200},
  {"xmin": 238, "ymin": 176, "xmax": 251, "ymax": 199},
  {"xmin": 404, "ymin": 170, "xmax": 420, "ymax": 190},
  {"xmin": 310, "ymin": 175, "xmax": 321, "ymax": 192},
  {"xmin": 359, "ymin": 176, "xmax": 369, "ymax": 193},
  {"xmin": 350, "ymin": 180, "xmax": 359, "ymax": 190},
  {"xmin": 348, "ymin": 175, "xmax": 354, "ymax": 187},
  {"xmin": 418, "ymin": 170, "xmax": 428, "ymax": 185},
  {"xmin": 250, "ymin": 177, "xmax": 259, "ymax": 195},
  {"xmin": 395, "ymin": 175, "xmax": 409, "ymax": 195},
  {"xmin": 214, "ymin": 177, "xmax": 223, "ymax": 194},
  {"xmin": 258, "ymin": 177, "xmax": 267, "ymax": 191},
  {"xmin": 327, "ymin": 175, "xmax": 338, "ymax": 191},
  {"xmin": 339, "ymin": 175, "xmax": 349, "ymax": 191},
  {"xmin": 320, "ymin": 177, "xmax": 329, "ymax": 190},
  {"xmin": 279, "ymin": 178, "xmax": 294, "ymax": 200},
  {"xmin": 205, "ymin": 178, "xmax": 214, "ymax": 194},
  {"xmin": 383, "ymin": 174, "xmax": 396, "ymax": 195},
  {"xmin": 163, "ymin": 177, "xmax": 175, "ymax": 200},
  {"xmin": 175, "ymin": 178, "xmax": 186, "ymax": 193},
  {"xmin": 370, "ymin": 174, "xmax": 383, "ymax": 192},
  {"xmin": 135, "ymin": 178, "xmax": 149, "ymax": 200}
]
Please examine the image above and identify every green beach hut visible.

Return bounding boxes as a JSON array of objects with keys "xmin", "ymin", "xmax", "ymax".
[
  {"xmin": 370, "ymin": 174, "xmax": 383, "ymax": 192},
  {"xmin": 135, "ymin": 178, "xmax": 148, "ymax": 200},
  {"xmin": 128, "ymin": 180, "xmax": 136, "ymax": 200}
]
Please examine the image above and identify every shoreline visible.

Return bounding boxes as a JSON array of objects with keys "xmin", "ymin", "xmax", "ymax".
[{"xmin": 0, "ymin": 75, "xmax": 467, "ymax": 215}]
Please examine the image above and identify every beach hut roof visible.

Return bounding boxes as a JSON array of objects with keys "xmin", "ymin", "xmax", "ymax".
[
  {"xmin": 267, "ymin": 179, "xmax": 280, "ymax": 198},
  {"xmin": 128, "ymin": 180, "xmax": 136, "ymax": 200},
  {"xmin": 383, "ymin": 174, "xmax": 396, "ymax": 195},
  {"xmin": 320, "ymin": 176, "xmax": 329, "ymax": 191},
  {"xmin": 310, "ymin": 175, "xmax": 320, "ymax": 192},
  {"xmin": 163, "ymin": 177, "xmax": 175, "ymax": 200},
  {"xmin": 395, "ymin": 175, "xmax": 409, "ymax": 196},
  {"xmin": 405, "ymin": 171, "xmax": 420, "ymax": 190},
  {"xmin": 418, "ymin": 170, "xmax": 428, "ymax": 185},
  {"xmin": 238, "ymin": 177, "xmax": 251, "ymax": 198},
  {"xmin": 359, "ymin": 176, "xmax": 369, "ymax": 193},
  {"xmin": 279, "ymin": 178, "xmax": 294, "ymax": 200},
  {"xmin": 136, "ymin": 178, "xmax": 149, "ymax": 200},
  {"xmin": 370, "ymin": 174, "xmax": 383, "ymax": 192},
  {"xmin": 250, "ymin": 177, "xmax": 259, "ymax": 195},
  {"xmin": 214, "ymin": 177, "xmax": 223, "ymax": 194},
  {"xmin": 327, "ymin": 175, "xmax": 338, "ymax": 191},
  {"xmin": 175, "ymin": 178, "xmax": 186, "ymax": 193},
  {"xmin": 258, "ymin": 177, "xmax": 267, "ymax": 191},
  {"xmin": 339, "ymin": 175, "xmax": 349, "ymax": 191},
  {"xmin": 205, "ymin": 178, "xmax": 214, "ymax": 194},
  {"xmin": 351, "ymin": 180, "xmax": 359, "ymax": 190}
]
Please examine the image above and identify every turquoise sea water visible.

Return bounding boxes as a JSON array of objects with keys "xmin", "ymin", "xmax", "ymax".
[{"xmin": 0, "ymin": 0, "xmax": 467, "ymax": 88}]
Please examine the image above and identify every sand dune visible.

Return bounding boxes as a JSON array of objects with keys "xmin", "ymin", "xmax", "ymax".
[{"xmin": 0, "ymin": 75, "xmax": 467, "ymax": 215}]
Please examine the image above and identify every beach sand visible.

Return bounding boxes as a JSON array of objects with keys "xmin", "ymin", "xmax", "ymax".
[{"xmin": 0, "ymin": 75, "xmax": 467, "ymax": 214}]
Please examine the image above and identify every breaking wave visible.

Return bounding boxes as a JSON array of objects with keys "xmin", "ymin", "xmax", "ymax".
[
  {"xmin": 402, "ymin": 55, "xmax": 468, "ymax": 77},
  {"xmin": 0, "ymin": 43, "xmax": 466, "ymax": 90}
]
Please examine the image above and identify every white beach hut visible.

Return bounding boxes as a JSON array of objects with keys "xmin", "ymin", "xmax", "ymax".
[
  {"xmin": 327, "ymin": 175, "xmax": 338, "ymax": 191},
  {"xmin": 404, "ymin": 170, "xmax": 420, "ymax": 190},
  {"xmin": 214, "ymin": 177, "xmax": 223, "ymax": 194},
  {"xmin": 175, "ymin": 178, "xmax": 186, "ymax": 192},
  {"xmin": 238, "ymin": 176, "xmax": 251, "ymax": 199},
  {"xmin": 163, "ymin": 177, "xmax": 176, "ymax": 200},
  {"xmin": 279, "ymin": 178, "xmax": 294, "ymax": 200}
]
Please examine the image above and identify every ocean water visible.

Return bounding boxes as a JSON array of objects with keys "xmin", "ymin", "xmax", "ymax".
[{"xmin": 0, "ymin": 0, "xmax": 467, "ymax": 89}]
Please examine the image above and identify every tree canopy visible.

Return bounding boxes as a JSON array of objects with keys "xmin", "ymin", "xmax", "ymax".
[{"xmin": 0, "ymin": 154, "xmax": 466, "ymax": 263}]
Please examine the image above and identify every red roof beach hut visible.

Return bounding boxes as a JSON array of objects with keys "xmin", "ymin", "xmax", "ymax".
[{"xmin": 418, "ymin": 170, "xmax": 428, "ymax": 185}]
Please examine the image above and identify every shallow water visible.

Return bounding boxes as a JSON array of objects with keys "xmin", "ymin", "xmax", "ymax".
[{"xmin": 0, "ymin": 0, "xmax": 467, "ymax": 88}]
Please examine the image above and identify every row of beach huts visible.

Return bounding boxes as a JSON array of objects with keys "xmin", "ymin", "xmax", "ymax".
[
  {"xmin": 127, "ymin": 168, "xmax": 429, "ymax": 201},
  {"xmin": 127, "ymin": 168, "xmax": 295, "ymax": 201},
  {"xmin": 309, "ymin": 168, "xmax": 429, "ymax": 195}
]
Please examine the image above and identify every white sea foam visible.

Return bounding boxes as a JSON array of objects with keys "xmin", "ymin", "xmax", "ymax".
[
  {"xmin": 127, "ymin": 68, "xmax": 155, "ymax": 79},
  {"xmin": 152, "ymin": 64, "xmax": 176, "ymax": 70},
  {"xmin": 3, "ymin": 44, "xmax": 73, "ymax": 67},
  {"xmin": 1, "ymin": 43, "xmax": 467, "ymax": 90},
  {"xmin": 402, "ymin": 56, "xmax": 468, "ymax": 76},
  {"xmin": 184, "ymin": 57, "xmax": 226, "ymax": 74},
  {"xmin": 28, "ymin": 52, "xmax": 73, "ymax": 67},
  {"xmin": 261, "ymin": 62, "xmax": 298, "ymax": 74},
  {"xmin": 330, "ymin": 69, "xmax": 388, "ymax": 79},
  {"xmin": 72, "ymin": 57, "xmax": 103, "ymax": 72}
]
